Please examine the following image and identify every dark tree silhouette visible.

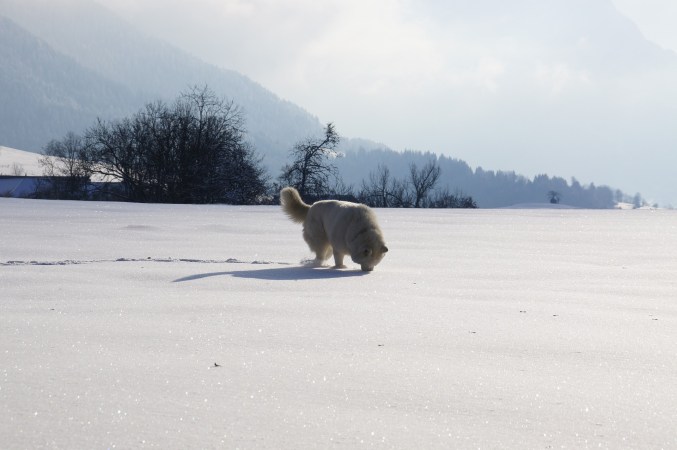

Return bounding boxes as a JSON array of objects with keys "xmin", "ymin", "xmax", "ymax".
[
  {"xmin": 358, "ymin": 159, "xmax": 474, "ymax": 208},
  {"xmin": 409, "ymin": 159, "xmax": 441, "ymax": 208},
  {"xmin": 548, "ymin": 190, "xmax": 561, "ymax": 204},
  {"xmin": 81, "ymin": 86, "xmax": 268, "ymax": 204},
  {"xmin": 359, "ymin": 164, "xmax": 408, "ymax": 207},
  {"xmin": 279, "ymin": 123, "xmax": 341, "ymax": 200},
  {"xmin": 429, "ymin": 187, "xmax": 477, "ymax": 208},
  {"xmin": 38, "ymin": 132, "xmax": 92, "ymax": 199}
]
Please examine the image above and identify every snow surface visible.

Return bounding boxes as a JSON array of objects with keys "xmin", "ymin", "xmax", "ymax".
[{"xmin": 1, "ymin": 198, "xmax": 676, "ymax": 449}]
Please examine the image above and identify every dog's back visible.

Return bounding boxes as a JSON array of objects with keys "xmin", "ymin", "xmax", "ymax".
[{"xmin": 280, "ymin": 187, "xmax": 310, "ymax": 223}]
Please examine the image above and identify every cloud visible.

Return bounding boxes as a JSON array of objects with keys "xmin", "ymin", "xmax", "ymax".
[
  {"xmin": 535, "ymin": 63, "xmax": 591, "ymax": 96},
  {"xmin": 283, "ymin": 1, "xmax": 445, "ymax": 95},
  {"xmin": 91, "ymin": 0, "xmax": 677, "ymax": 203}
]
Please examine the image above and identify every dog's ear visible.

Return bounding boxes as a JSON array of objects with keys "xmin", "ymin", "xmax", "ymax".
[
  {"xmin": 362, "ymin": 248, "xmax": 372, "ymax": 257},
  {"xmin": 382, "ymin": 246, "xmax": 388, "ymax": 253}
]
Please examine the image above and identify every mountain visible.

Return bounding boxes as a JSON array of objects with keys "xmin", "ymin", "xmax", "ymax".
[
  {"xmin": 0, "ymin": 0, "xmax": 323, "ymax": 172},
  {"xmin": 0, "ymin": 15, "xmax": 144, "ymax": 151}
]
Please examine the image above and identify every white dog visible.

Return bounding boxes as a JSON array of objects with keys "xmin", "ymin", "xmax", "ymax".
[{"xmin": 280, "ymin": 187, "xmax": 388, "ymax": 271}]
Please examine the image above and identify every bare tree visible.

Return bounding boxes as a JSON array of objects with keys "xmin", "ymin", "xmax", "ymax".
[
  {"xmin": 360, "ymin": 164, "xmax": 391, "ymax": 207},
  {"xmin": 360, "ymin": 164, "xmax": 410, "ymax": 207},
  {"xmin": 358, "ymin": 160, "xmax": 476, "ymax": 209},
  {"xmin": 39, "ymin": 132, "xmax": 92, "ymax": 199},
  {"xmin": 329, "ymin": 177, "xmax": 356, "ymax": 200},
  {"xmin": 409, "ymin": 159, "xmax": 441, "ymax": 208},
  {"xmin": 82, "ymin": 86, "xmax": 268, "ymax": 204},
  {"xmin": 11, "ymin": 163, "xmax": 26, "ymax": 176},
  {"xmin": 279, "ymin": 123, "xmax": 341, "ymax": 200}
]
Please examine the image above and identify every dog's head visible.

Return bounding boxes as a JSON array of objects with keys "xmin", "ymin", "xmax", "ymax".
[{"xmin": 352, "ymin": 244, "xmax": 389, "ymax": 272}]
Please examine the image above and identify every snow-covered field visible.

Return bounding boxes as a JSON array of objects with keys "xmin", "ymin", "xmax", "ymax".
[{"xmin": 1, "ymin": 198, "xmax": 676, "ymax": 449}]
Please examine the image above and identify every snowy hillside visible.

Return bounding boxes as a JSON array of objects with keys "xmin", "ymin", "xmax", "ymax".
[
  {"xmin": 1, "ymin": 199, "xmax": 676, "ymax": 448},
  {"xmin": 0, "ymin": 146, "xmax": 46, "ymax": 175}
]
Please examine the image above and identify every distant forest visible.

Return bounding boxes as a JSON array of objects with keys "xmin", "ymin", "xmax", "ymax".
[{"xmin": 335, "ymin": 147, "xmax": 637, "ymax": 208}]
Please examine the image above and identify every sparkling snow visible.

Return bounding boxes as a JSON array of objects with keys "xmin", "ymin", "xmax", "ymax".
[{"xmin": 1, "ymin": 198, "xmax": 676, "ymax": 448}]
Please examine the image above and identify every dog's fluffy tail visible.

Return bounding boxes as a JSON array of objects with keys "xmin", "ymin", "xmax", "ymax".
[{"xmin": 280, "ymin": 187, "xmax": 310, "ymax": 223}]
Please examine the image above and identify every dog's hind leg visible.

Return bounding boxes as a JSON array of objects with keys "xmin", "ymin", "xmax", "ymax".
[
  {"xmin": 304, "ymin": 243, "xmax": 331, "ymax": 266},
  {"xmin": 332, "ymin": 251, "xmax": 347, "ymax": 269},
  {"xmin": 315, "ymin": 245, "xmax": 332, "ymax": 265},
  {"xmin": 303, "ymin": 223, "xmax": 332, "ymax": 265}
]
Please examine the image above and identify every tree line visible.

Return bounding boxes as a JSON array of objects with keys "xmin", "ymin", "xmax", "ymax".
[
  {"xmin": 33, "ymin": 85, "xmax": 641, "ymax": 208},
  {"xmin": 36, "ymin": 86, "xmax": 476, "ymax": 208},
  {"xmin": 333, "ymin": 147, "xmax": 646, "ymax": 209}
]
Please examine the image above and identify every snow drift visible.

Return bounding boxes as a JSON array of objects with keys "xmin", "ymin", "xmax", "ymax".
[{"xmin": 1, "ymin": 198, "xmax": 676, "ymax": 448}]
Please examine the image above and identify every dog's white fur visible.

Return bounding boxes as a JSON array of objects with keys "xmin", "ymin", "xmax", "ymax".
[{"xmin": 280, "ymin": 187, "xmax": 388, "ymax": 271}]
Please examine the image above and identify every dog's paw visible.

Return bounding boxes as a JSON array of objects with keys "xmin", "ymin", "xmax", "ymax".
[{"xmin": 301, "ymin": 258, "xmax": 326, "ymax": 268}]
